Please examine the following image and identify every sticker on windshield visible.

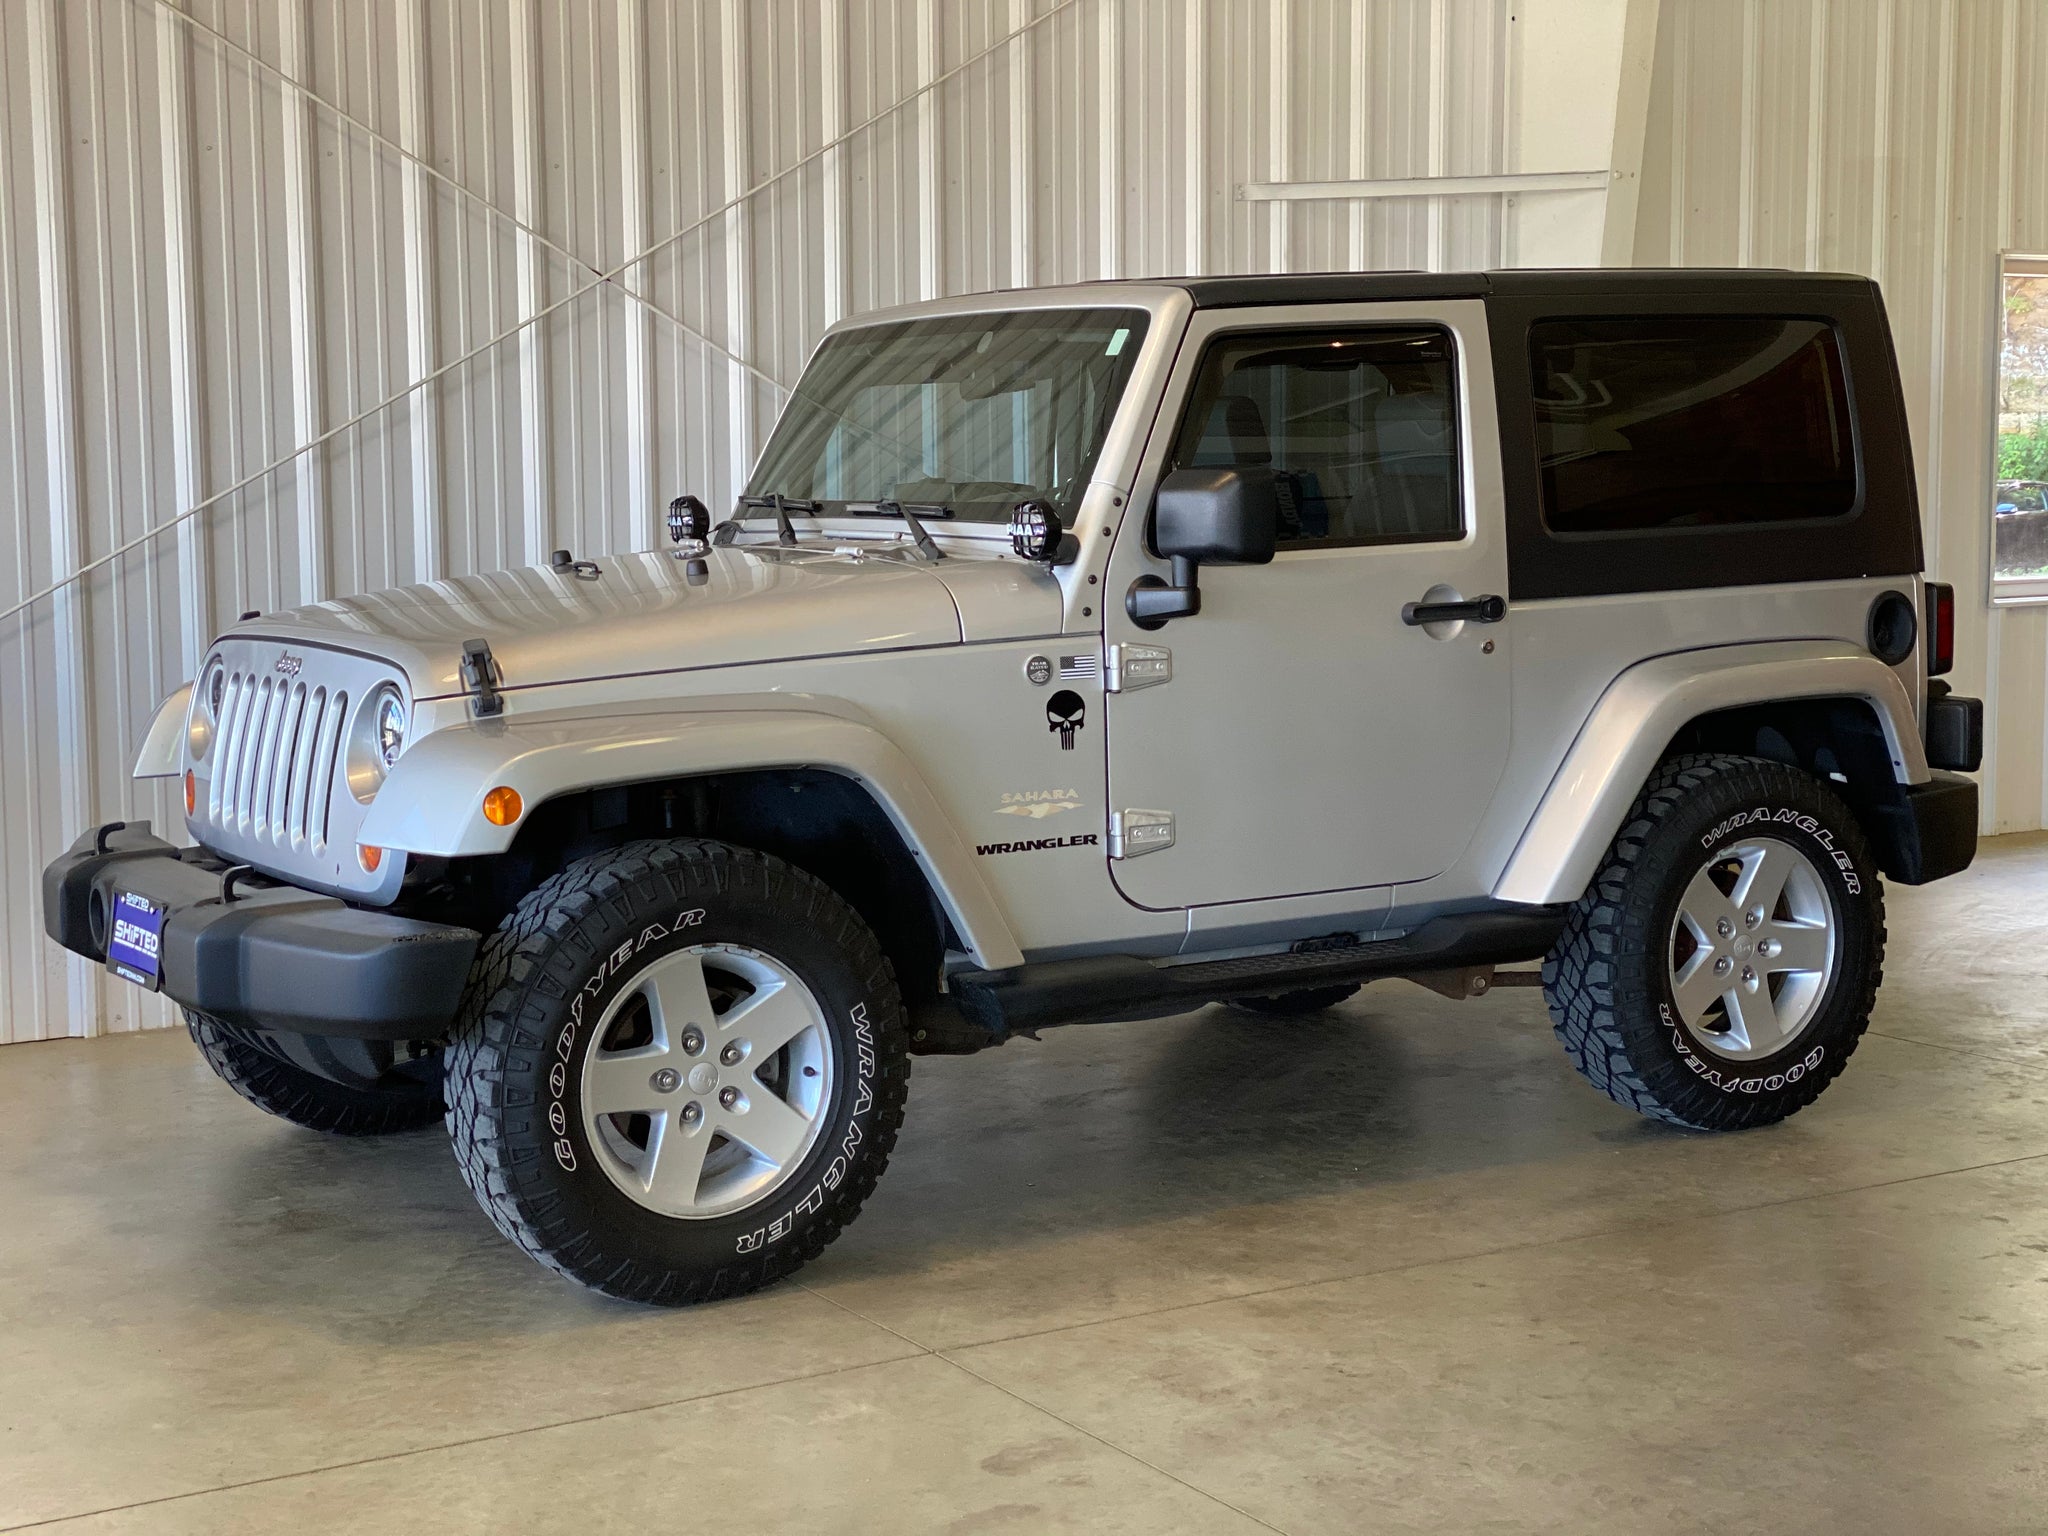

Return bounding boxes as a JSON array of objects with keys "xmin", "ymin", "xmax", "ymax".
[{"xmin": 1106, "ymin": 328, "xmax": 1129, "ymax": 356}]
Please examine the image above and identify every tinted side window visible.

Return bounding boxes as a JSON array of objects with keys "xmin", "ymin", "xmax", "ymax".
[
  {"xmin": 1169, "ymin": 327, "xmax": 1462, "ymax": 546},
  {"xmin": 1529, "ymin": 316, "xmax": 1858, "ymax": 533}
]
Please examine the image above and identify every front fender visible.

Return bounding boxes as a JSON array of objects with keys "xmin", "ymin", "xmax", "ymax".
[
  {"xmin": 358, "ymin": 695, "xmax": 1025, "ymax": 970},
  {"xmin": 1492, "ymin": 642, "xmax": 1928, "ymax": 908}
]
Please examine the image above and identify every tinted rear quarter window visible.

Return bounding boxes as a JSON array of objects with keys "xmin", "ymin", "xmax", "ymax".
[{"xmin": 1529, "ymin": 316, "xmax": 1859, "ymax": 533}]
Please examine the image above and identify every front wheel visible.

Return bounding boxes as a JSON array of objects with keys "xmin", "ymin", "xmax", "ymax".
[
  {"xmin": 445, "ymin": 839, "xmax": 910, "ymax": 1305},
  {"xmin": 1543, "ymin": 754, "xmax": 1885, "ymax": 1131}
]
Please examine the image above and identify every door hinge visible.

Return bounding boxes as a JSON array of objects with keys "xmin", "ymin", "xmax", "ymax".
[
  {"xmin": 1106, "ymin": 642, "xmax": 1172, "ymax": 693},
  {"xmin": 1110, "ymin": 808, "xmax": 1176, "ymax": 859}
]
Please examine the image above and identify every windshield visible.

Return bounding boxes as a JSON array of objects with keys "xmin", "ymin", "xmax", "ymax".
[{"xmin": 746, "ymin": 308, "xmax": 1151, "ymax": 523}]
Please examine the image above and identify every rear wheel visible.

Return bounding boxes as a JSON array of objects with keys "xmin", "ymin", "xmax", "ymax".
[
  {"xmin": 1543, "ymin": 754, "xmax": 1884, "ymax": 1130},
  {"xmin": 185, "ymin": 1012, "xmax": 444, "ymax": 1136},
  {"xmin": 444, "ymin": 839, "xmax": 910, "ymax": 1305},
  {"xmin": 1225, "ymin": 984, "xmax": 1362, "ymax": 1017}
]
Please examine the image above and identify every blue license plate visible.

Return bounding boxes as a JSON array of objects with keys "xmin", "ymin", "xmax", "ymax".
[{"xmin": 106, "ymin": 891, "xmax": 165, "ymax": 989}]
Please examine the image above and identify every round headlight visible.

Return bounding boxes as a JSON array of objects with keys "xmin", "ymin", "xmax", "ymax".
[
  {"xmin": 189, "ymin": 661, "xmax": 224, "ymax": 759},
  {"xmin": 374, "ymin": 689, "xmax": 407, "ymax": 770}
]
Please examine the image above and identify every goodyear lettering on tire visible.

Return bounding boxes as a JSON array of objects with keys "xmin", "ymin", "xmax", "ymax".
[{"xmin": 550, "ymin": 906, "xmax": 707, "ymax": 1173}]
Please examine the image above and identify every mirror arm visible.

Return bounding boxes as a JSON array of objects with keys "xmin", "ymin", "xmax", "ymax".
[{"xmin": 1125, "ymin": 555, "xmax": 1202, "ymax": 630}]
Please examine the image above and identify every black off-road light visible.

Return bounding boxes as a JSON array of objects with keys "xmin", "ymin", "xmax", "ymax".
[
  {"xmin": 1010, "ymin": 500, "xmax": 1059, "ymax": 562},
  {"xmin": 667, "ymin": 494, "xmax": 711, "ymax": 551}
]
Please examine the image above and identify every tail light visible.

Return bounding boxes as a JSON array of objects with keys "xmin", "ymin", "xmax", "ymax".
[{"xmin": 1925, "ymin": 582, "xmax": 1955, "ymax": 676}]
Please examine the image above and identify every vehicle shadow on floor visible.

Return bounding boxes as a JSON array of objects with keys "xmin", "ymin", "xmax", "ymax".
[{"xmin": 186, "ymin": 985, "xmax": 1678, "ymax": 1334}]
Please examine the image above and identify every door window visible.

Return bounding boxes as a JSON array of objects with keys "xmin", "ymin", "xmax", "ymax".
[{"xmin": 1168, "ymin": 327, "xmax": 1463, "ymax": 546}]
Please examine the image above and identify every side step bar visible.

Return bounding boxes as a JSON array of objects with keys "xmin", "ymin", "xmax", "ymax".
[{"xmin": 947, "ymin": 907, "xmax": 1566, "ymax": 1041}]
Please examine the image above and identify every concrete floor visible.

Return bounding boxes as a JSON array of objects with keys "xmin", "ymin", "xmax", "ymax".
[{"xmin": 4, "ymin": 835, "xmax": 2047, "ymax": 1534}]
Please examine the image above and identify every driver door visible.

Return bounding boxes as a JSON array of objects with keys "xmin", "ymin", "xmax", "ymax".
[{"xmin": 1102, "ymin": 301, "xmax": 1512, "ymax": 911}]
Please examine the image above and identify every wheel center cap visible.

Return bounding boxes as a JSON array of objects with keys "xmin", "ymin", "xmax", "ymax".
[
  {"xmin": 686, "ymin": 1062, "xmax": 719, "ymax": 1095},
  {"xmin": 1731, "ymin": 935, "xmax": 1755, "ymax": 959}
]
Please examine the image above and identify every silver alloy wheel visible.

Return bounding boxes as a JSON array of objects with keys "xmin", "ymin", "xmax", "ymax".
[
  {"xmin": 1667, "ymin": 835, "xmax": 1839, "ymax": 1062},
  {"xmin": 579, "ymin": 944, "xmax": 834, "ymax": 1219}
]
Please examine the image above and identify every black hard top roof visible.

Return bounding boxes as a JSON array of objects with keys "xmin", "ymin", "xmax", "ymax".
[{"xmin": 1141, "ymin": 269, "xmax": 1875, "ymax": 309}]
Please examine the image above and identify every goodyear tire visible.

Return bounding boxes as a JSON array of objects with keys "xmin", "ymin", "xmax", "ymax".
[
  {"xmin": 186, "ymin": 1011, "xmax": 444, "ymax": 1135},
  {"xmin": 444, "ymin": 839, "xmax": 910, "ymax": 1305},
  {"xmin": 1225, "ymin": 984, "xmax": 1362, "ymax": 1017},
  {"xmin": 1542, "ymin": 754, "xmax": 1884, "ymax": 1131}
]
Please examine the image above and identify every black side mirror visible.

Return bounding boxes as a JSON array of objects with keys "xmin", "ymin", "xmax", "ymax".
[{"xmin": 1127, "ymin": 467, "xmax": 1279, "ymax": 628}]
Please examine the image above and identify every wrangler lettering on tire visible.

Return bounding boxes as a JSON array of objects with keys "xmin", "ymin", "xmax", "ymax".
[{"xmin": 1542, "ymin": 754, "xmax": 1885, "ymax": 1131}]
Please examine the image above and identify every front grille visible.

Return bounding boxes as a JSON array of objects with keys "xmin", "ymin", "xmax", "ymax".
[
  {"xmin": 185, "ymin": 638, "xmax": 407, "ymax": 902},
  {"xmin": 209, "ymin": 673, "xmax": 349, "ymax": 854}
]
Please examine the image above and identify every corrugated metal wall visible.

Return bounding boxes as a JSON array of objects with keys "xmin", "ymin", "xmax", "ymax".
[
  {"xmin": 1634, "ymin": 0, "xmax": 2048, "ymax": 835},
  {"xmin": 4, "ymin": 0, "xmax": 1622, "ymax": 1043}
]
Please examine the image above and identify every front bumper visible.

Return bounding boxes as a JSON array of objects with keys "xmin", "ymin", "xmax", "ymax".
[{"xmin": 42, "ymin": 823, "xmax": 479, "ymax": 1040}]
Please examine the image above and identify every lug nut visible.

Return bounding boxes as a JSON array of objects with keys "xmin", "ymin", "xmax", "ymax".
[
  {"xmin": 681, "ymin": 1028, "xmax": 704, "ymax": 1056},
  {"xmin": 1741, "ymin": 966, "xmax": 1756, "ymax": 984},
  {"xmin": 1746, "ymin": 907, "xmax": 1764, "ymax": 928},
  {"xmin": 718, "ymin": 1086, "xmax": 741, "ymax": 1110},
  {"xmin": 1716, "ymin": 917, "xmax": 1734, "ymax": 938},
  {"xmin": 679, "ymin": 1100, "xmax": 702, "ymax": 1124},
  {"xmin": 1758, "ymin": 939, "xmax": 1780, "ymax": 959},
  {"xmin": 720, "ymin": 1043, "xmax": 743, "ymax": 1065},
  {"xmin": 650, "ymin": 1067, "xmax": 681, "ymax": 1094},
  {"xmin": 1714, "ymin": 956, "xmax": 1733, "ymax": 976}
]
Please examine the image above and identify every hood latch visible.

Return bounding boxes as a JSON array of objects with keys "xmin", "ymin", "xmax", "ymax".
[{"xmin": 460, "ymin": 638, "xmax": 505, "ymax": 719}]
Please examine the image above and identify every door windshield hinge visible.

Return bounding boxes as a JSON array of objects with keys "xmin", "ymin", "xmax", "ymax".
[
  {"xmin": 1106, "ymin": 642, "xmax": 1172, "ymax": 693},
  {"xmin": 1110, "ymin": 808, "xmax": 1176, "ymax": 859}
]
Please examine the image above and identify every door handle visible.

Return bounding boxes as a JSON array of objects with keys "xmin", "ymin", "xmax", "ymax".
[{"xmin": 1401, "ymin": 593, "xmax": 1506, "ymax": 626}]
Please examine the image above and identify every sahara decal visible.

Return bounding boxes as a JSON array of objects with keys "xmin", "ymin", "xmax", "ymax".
[
  {"xmin": 976, "ymin": 833, "xmax": 1100, "ymax": 856},
  {"xmin": 996, "ymin": 788, "xmax": 1083, "ymax": 819}
]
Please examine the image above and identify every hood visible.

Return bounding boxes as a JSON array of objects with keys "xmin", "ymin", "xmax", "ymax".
[{"xmin": 234, "ymin": 544, "xmax": 1061, "ymax": 699}]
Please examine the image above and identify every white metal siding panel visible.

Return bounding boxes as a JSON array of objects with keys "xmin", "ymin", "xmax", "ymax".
[
  {"xmin": 1637, "ymin": 0, "xmax": 2048, "ymax": 835},
  {"xmin": 4, "ymin": 0, "xmax": 1593, "ymax": 1041}
]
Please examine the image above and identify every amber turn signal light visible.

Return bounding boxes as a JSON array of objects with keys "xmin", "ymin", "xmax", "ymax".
[
  {"xmin": 483, "ymin": 785, "xmax": 524, "ymax": 826},
  {"xmin": 358, "ymin": 844, "xmax": 384, "ymax": 873},
  {"xmin": 183, "ymin": 770, "xmax": 196, "ymax": 816}
]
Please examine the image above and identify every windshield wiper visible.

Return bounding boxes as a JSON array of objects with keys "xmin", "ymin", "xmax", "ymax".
[
  {"xmin": 849, "ymin": 499, "xmax": 950, "ymax": 562},
  {"xmin": 715, "ymin": 493, "xmax": 817, "ymax": 548}
]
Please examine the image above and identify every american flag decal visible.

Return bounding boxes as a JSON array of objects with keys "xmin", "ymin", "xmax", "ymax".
[{"xmin": 1058, "ymin": 653, "xmax": 1100, "ymax": 681}]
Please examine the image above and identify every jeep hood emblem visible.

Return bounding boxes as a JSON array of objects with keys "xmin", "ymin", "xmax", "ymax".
[{"xmin": 274, "ymin": 651, "xmax": 304, "ymax": 678}]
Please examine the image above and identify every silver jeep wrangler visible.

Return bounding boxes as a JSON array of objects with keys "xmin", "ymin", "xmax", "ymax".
[{"xmin": 46, "ymin": 270, "xmax": 1984, "ymax": 1304}]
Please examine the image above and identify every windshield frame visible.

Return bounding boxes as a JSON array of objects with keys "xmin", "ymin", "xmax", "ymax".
[{"xmin": 744, "ymin": 293, "xmax": 1187, "ymax": 530}]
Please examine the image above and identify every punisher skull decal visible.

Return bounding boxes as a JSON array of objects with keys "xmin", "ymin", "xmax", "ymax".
[{"xmin": 1046, "ymin": 689, "xmax": 1085, "ymax": 750}]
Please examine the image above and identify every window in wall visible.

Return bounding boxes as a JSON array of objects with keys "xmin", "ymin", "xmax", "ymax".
[
  {"xmin": 1995, "ymin": 255, "xmax": 2048, "ymax": 599},
  {"xmin": 1529, "ymin": 316, "xmax": 1859, "ymax": 534},
  {"xmin": 1167, "ymin": 327, "xmax": 1462, "ymax": 546}
]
